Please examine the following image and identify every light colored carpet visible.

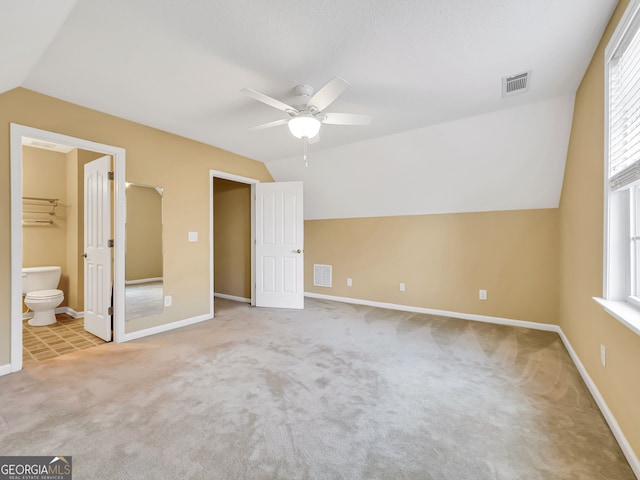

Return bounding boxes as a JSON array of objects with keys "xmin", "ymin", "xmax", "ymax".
[
  {"xmin": 0, "ymin": 298, "xmax": 635, "ymax": 479},
  {"xmin": 125, "ymin": 281, "xmax": 163, "ymax": 320}
]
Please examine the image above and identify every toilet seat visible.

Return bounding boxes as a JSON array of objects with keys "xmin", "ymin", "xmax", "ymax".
[
  {"xmin": 24, "ymin": 289, "xmax": 64, "ymax": 326},
  {"xmin": 26, "ymin": 289, "xmax": 64, "ymax": 300}
]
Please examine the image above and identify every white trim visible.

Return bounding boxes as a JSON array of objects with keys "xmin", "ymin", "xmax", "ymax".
[
  {"xmin": 214, "ymin": 293, "xmax": 251, "ymax": 303},
  {"xmin": 306, "ymin": 292, "xmax": 639, "ymax": 475},
  {"xmin": 125, "ymin": 277, "xmax": 163, "ymax": 285},
  {"xmin": 10, "ymin": 126, "xmax": 22, "ymax": 371},
  {"xmin": 22, "ymin": 306, "xmax": 84, "ymax": 320},
  {"xmin": 58, "ymin": 307, "xmax": 83, "ymax": 318},
  {"xmin": 605, "ymin": 0, "xmax": 640, "ymax": 63},
  {"xmin": 113, "ymin": 148, "xmax": 126, "ymax": 343},
  {"xmin": 209, "ymin": 170, "xmax": 260, "ymax": 185},
  {"xmin": 10, "ymin": 124, "xmax": 127, "ymax": 374},
  {"xmin": 593, "ymin": 297, "xmax": 640, "ymax": 336},
  {"xmin": 0, "ymin": 364, "xmax": 12, "ymax": 377},
  {"xmin": 251, "ymin": 183, "xmax": 256, "ymax": 307},
  {"xmin": 556, "ymin": 327, "xmax": 640, "ymax": 478},
  {"xmin": 305, "ymin": 292, "xmax": 558, "ymax": 331},
  {"xmin": 210, "ymin": 170, "xmax": 259, "ymax": 309},
  {"xmin": 209, "ymin": 171, "xmax": 215, "ymax": 317},
  {"xmin": 119, "ymin": 313, "xmax": 211, "ymax": 342},
  {"xmin": 603, "ymin": 37, "xmax": 613, "ymax": 299}
]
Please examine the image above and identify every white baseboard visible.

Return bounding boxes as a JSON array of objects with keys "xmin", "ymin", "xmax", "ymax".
[
  {"xmin": 119, "ymin": 313, "xmax": 211, "ymax": 342},
  {"xmin": 214, "ymin": 293, "xmax": 251, "ymax": 303},
  {"xmin": 125, "ymin": 277, "xmax": 163, "ymax": 285},
  {"xmin": 304, "ymin": 292, "xmax": 558, "ymax": 332},
  {"xmin": 22, "ymin": 306, "xmax": 83, "ymax": 321},
  {"xmin": 58, "ymin": 307, "xmax": 83, "ymax": 318},
  {"xmin": 305, "ymin": 291, "xmax": 640, "ymax": 477},
  {"xmin": 0, "ymin": 363, "xmax": 11, "ymax": 377},
  {"xmin": 556, "ymin": 328, "xmax": 640, "ymax": 478}
]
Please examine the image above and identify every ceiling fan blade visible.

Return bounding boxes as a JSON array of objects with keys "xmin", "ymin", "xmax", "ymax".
[
  {"xmin": 322, "ymin": 112, "xmax": 372, "ymax": 126},
  {"xmin": 307, "ymin": 76, "xmax": 349, "ymax": 112},
  {"xmin": 241, "ymin": 88, "xmax": 299, "ymax": 114},
  {"xmin": 250, "ymin": 118, "xmax": 289, "ymax": 131}
]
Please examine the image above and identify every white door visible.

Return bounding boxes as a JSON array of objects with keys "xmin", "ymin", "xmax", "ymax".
[
  {"xmin": 84, "ymin": 156, "xmax": 112, "ymax": 341},
  {"xmin": 255, "ymin": 181, "xmax": 304, "ymax": 309}
]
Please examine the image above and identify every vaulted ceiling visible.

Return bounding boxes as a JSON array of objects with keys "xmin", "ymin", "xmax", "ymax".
[{"xmin": 2, "ymin": 0, "xmax": 618, "ymax": 219}]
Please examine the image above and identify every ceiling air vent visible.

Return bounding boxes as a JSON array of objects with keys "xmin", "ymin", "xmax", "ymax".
[
  {"xmin": 502, "ymin": 71, "xmax": 531, "ymax": 97},
  {"xmin": 313, "ymin": 264, "xmax": 332, "ymax": 288}
]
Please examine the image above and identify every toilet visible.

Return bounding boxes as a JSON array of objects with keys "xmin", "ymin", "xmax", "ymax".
[{"xmin": 22, "ymin": 266, "xmax": 64, "ymax": 326}]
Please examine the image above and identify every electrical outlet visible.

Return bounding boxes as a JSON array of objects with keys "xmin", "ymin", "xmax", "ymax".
[
  {"xmin": 164, "ymin": 295, "xmax": 172, "ymax": 307},
  {"xmin": 399, "ymin": 283, "xmax": 405, "ymax": 292},
  {"xmin": 347, "ymin": 278, "xmax": 353, "ymax": 287},
  {"xmin": 600, "ymin": 344, "xmax": 606, "ymax": 367},
  {"xmin": 479, "ymin": 289, "xmax": 487, "ymax": 300}
]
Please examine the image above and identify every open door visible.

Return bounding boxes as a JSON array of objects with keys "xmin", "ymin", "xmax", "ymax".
[
  {"xmin": 255, "ymin": 181, "xmax": 304, "ymax": 309},
  {"xmin": 84, "ymin": 156, "xmax": 113, "ymax": 341}
]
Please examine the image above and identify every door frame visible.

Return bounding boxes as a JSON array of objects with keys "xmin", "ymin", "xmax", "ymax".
[
  {"xmin": 210, "ymin": 170, "xmax": 258, "ymax": 307},
  {"xmin": 10, "ymin": 123, "xmax": 126, "ymax": 372}
]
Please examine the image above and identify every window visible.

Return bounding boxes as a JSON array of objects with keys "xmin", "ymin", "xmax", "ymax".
[{"xmin": 600, "ymin": 0, "xmax": 640, "ymax": 335}]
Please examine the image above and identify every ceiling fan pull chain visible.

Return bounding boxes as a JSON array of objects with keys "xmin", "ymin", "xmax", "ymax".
[{"xmin": 304, "ymin": 137, "xmax": 309, "ymax": 167}]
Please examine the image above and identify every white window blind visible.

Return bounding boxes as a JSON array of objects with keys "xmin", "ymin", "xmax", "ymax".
[{"xmin": 609, "ymin": 15, "xmax": 640, "ymax": 190}]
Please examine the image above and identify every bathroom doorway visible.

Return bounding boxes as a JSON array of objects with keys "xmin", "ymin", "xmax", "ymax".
[
  {"xmin": 21, "ymin": 143, "xmax": 108, "ymax": 365},
  {"xmin": 9, "ymin": 124, "xmax": 126, "ymax": 372}
]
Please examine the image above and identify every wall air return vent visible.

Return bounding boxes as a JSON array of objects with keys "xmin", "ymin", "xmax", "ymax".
[
  {"xmin": 313, "ymin": 264, "xmax": 332, "ymax": 287},
  {"xmin": 502, "ymin": 71, "xmax": 531, "ymax": 97}
]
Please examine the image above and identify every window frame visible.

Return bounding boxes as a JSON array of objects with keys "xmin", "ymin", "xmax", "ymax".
[{"xmin": 598, "ymin": 0, "xmax": 640, "ymax": 336}]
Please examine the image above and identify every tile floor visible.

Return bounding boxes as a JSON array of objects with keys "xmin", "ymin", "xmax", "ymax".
[{"xmin": 22, "ymin": 314, "xmax": 106, "ymax": 366}]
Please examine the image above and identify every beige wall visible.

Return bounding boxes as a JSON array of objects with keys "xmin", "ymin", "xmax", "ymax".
[
  {"xmin": 125, "ymin": 184, "xmax": 163, "ymax": 281},
  {"xmin": 306, "ymin": 209, "xmax": 559, "ymax": 324},
  {"xmin": 3, "ymin": 16, "xmax": 637, "ymax": 459},
  {"xmin": 559, "ymin": 0, "xmax": 640, "ymax": 459},
  {"xmin": 0, "ymin": 87, "xmax": 274, "ymax": 364},
  {"xmin": 213, "ymin": 178, "xmax": 251, "ymax": 299},
  {"xmin": 22, "ymin": 147, "xmax": 69, "ymax": 306}
]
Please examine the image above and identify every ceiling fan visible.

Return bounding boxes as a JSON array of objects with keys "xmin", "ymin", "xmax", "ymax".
[{"xmin": 241, "ymin": 76, "xmax": 372, "ymax": 145}]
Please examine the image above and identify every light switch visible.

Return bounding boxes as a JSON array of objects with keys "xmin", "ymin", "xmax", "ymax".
[{"xmin": 188, "ymin": 231, "xmax": 198, "ymax": 242}]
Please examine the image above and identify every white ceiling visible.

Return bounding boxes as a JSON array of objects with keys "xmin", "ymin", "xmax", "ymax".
[{"xmin": 2, "ymin": 0, "xmax": 618, "ymax": 218}]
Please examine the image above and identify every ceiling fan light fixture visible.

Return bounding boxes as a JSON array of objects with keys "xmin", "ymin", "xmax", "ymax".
[{"xmin": 288, "ymin": 115, "xmax": 321, "ymax": 139}]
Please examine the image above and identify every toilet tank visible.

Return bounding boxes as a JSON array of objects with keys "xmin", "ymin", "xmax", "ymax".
[{"xmin": 22, "ymin": 266, "xmax": 62, "ymax": 294}]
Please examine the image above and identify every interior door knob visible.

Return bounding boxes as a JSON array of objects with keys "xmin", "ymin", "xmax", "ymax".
[{"xmin": 82, "ymin": 253, "xmax": 87, "ymax": 258}]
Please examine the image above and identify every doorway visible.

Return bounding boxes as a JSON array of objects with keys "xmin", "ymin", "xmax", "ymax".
[
  {"xmin": 210, "ymin": 170, "xmax": 258, "ymax": 310},
  {"xmin": 213, "ymin": 177, "xmax": 252, "ymax": 303},
  {"xmin": 21, "ymin": 142, "xmax": 108, "ymax": 365},
  {"xmin": 209, "ymin": 171, "xmax": 305, "ymax": 311},
  {"xmin": 9, "ymin": 124, "xmax": 126, "ymax": 373}
]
